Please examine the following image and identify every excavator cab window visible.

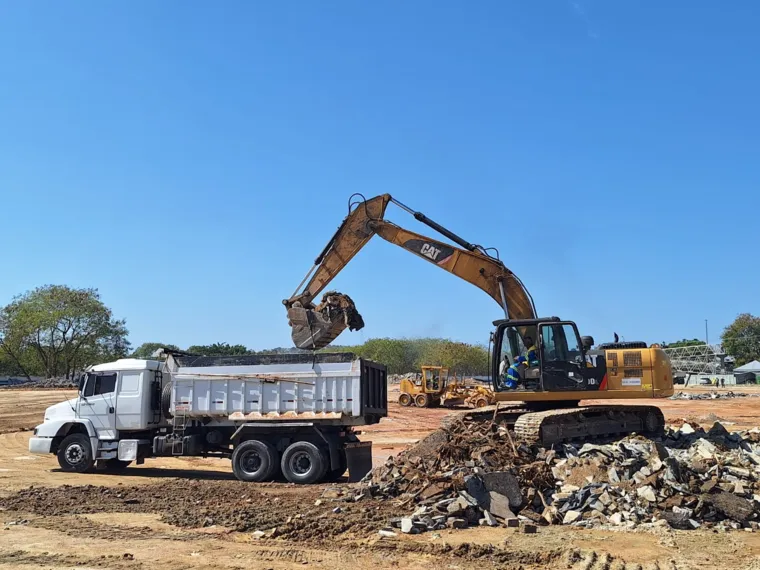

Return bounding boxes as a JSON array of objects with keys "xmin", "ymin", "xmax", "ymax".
[
  {"xmin": 538, "ymin": 322, "xmax": 589, "ymax": 391},
  {"xmin": 493, "ymin": 319, "xmax": 592, "ymax": 393}
]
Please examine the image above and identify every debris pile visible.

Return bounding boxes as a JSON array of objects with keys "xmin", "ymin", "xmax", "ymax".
[
  {"xmin": 349, "ymin": 418, "xmax": 760, "ymax": 533},
  {"xmin": 388, "ymin": 372, "xmax": 419, "ymax": 385},
  {"xmin": 0, "ymin": 377, "xmax": 76, "ymax": 390},
  {"xmin": 669, "ymin": 391, "xmax": 757, "ymax": 400},
  {"xmin": 315, "ymin": 291, "xmax": 364, "ymax": 333}
]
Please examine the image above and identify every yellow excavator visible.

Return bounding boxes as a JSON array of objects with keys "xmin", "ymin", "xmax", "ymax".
[{"xmin": 284, "ymin": 194, "xmax": 673, "ymax": 445}]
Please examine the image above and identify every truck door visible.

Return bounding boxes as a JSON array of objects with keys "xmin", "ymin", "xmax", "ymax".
[
  {"xmin": 78, "ymin": 372, "xmax": 118, "ymax": 439},
  {"xmin": 539, "ymin": 322, "xmax": 588, "ymax": 391}
]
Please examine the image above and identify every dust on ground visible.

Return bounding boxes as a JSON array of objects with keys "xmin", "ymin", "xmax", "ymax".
[{"xmin": 3, "ymin": 388, "xmax": 760, "ymax": 569}]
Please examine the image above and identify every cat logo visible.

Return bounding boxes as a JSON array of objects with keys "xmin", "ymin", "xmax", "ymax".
[{"xmin": 420, "ymin": 243, "xmax": 442, "ymax": 261}]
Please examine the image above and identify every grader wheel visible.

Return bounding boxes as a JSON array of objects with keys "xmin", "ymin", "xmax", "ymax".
[
  {"xmin": 398, "ymin": 393, "xmax": 412, "ymax": 407},
  {"xmin": 414, "ymin": 393, "xmax": 430, "ymax": 408},
  {"xmin": 475, "ymin": 397, "xmax": 489, "ymax": 408}
]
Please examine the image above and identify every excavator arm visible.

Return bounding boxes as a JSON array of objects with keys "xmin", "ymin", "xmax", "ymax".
[{"xmin": 284, "ymin": 194, "xmax": 537, "ymax": 350}]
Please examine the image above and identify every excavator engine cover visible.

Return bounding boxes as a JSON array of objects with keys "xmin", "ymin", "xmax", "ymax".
[{"xmin": 288, "ymin": 291, "xmax": 364, "ymax": 350}]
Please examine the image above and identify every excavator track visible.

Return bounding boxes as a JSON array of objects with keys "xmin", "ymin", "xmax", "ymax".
[{"xmin": 513, "ymin": 405, "xmax": 665, "ymax": 446}]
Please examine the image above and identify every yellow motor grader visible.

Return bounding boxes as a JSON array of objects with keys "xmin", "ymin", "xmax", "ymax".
[{"xmin": 398, "ymin": 366, "xmax": 496, "ymax": 409}]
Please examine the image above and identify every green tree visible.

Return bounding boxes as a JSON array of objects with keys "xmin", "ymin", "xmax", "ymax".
[
  {"xmin": 131, "ymin": 342, "xmax": 181, "ymax": 359},
  {"xmin": 318, "ymin": 337, "xmax": 490, "ymax": 375},
  {"xmin": 663, "ymin": 338, "xmax": 706, "ymax": 349},
  {"xmin": 186, "ymin": 342, "xmax": 251, "ymax": 356},
  {"xmin": 722, "ymin": 313, "xmax": 760, "ymax": 366},
  {"xmin": 0, "ymin": 285, "xmax": 129, "ymax": 380}
]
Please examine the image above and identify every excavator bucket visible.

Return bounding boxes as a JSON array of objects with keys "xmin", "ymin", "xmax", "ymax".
[{"xmin": 287, "ymin": 292, "xmax": 364, "ymax": 351}]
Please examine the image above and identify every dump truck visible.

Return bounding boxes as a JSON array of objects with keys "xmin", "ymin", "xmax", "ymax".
[
  {"xmin": 28, "ymin": 351, "xmax": 387, "ymax": 484},
  {"xmin": 284, "ymin": 193, "xmax": 674, "ymax": 445}
]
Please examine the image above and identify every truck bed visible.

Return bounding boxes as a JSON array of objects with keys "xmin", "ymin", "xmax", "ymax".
[{"xmin": 166, "ymin": 353, "xmax": 387, "ymax": 425}]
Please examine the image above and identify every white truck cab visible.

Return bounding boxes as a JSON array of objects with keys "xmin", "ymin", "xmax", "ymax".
[{"xmin": 30, "ymin": 358, "xmax": 162, "ymax": 473}]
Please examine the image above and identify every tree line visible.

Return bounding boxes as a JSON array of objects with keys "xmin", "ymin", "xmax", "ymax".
[
  {"xmin": 2, "ymin": 285, "xmax": 759, "ymax": 379},
  {"xmin": 131, "ymin": 338, "xmax": 489, "ymax": 376}
]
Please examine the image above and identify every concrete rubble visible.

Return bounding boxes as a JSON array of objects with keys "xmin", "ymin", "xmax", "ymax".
[
  {"xmin": 345, "ymin": 417, "xmax": 760, "ymax": 534},
  {"xmin": 0, "ymin": 377, "xmax": 77, "ymax": 389},
  {"xmin": 669, "ymin": 391, "xmax": 759, "ymax": 400}
]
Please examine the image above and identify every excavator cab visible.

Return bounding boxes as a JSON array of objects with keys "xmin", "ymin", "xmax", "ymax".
[{"xmin": 493, "ymin": 317, "xmax": 601, "ymax": 393}]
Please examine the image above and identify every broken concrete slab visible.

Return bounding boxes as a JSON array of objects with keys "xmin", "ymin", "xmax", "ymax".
[
  {"xmin": 637, "ymin": 486, "xmax": 657, "ymax": 503},
  {"xmin": 446, "ymin": 517, "xmax": 468, "ymax": 529}
]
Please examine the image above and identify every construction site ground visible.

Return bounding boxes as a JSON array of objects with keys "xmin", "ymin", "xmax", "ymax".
[{"xmin": 1, "ymin": 387, "xmax": 760, "ymax": 569}]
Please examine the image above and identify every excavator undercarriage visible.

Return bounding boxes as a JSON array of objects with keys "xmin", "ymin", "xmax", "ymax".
[{"xmin": 444, "ymin": 404, "xmax": 666, "ymax": 447}]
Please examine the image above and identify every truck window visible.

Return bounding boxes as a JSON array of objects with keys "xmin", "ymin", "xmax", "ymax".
[
  {"xmin": 93, "ymin": 373, "xmax": 117, "ymax": 396},
  {"xmin": 119, "ymin": 372, "xmax": 141, "ymax": 393}
]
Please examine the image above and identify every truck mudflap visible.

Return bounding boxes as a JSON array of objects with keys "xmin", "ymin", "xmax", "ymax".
[{"xmin": 345, "ymin": 441, "xmax": 373, "ymax": 482}]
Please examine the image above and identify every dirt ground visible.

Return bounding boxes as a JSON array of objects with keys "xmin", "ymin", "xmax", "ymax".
[{"xmin": 2, "ymin": 387, "xmax": 760, "ymax": 569}]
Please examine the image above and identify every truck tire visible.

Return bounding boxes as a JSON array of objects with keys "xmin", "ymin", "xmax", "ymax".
[
  {"xmin": 281, "ymin": 441, "xmax": 327, "ymax": 484},
  {"xmin": 398, "ymin": 393, "xmax": 412, "ymax": 407},
  {"xmin": 232, "ymin": 440, "xmax": 279, "ymax": 482},
  {"xmin": 57, "ymin": 433, "xmax": 94, "ymax": 473},
  {"xmin": 324, "ymin": 449, "xmax": 348, "ymax": 482}
]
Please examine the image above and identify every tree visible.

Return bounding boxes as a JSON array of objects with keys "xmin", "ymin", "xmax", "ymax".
[
  {"xmin": 662, "ymin": 338, "xmax": 706, "ymax": 349},
  {"xmin": 131, "ymin": 342, "xmax": 181, "ymax": 359},
  {"xmin": 0, "ymin": 285, "xmax": 130, "ymax": 380},
  {"xmin": 722, "ymin": 313, "xmax": 760, "ymax": 366},
  {"xmin": 186, "ymin": 342, "xmax": 251, "ymax": 356},
  {"xmin": 321, "ymin": 337, "xmax": 490, "ymax": 375}
]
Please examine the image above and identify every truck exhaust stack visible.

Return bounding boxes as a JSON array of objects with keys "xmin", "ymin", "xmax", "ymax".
[{"xmin": 287, "ymin": 291, "xmax": 364, "ymax": 350}]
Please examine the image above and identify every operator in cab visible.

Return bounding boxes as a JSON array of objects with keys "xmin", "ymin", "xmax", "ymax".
[
  {"xmin": 500, "ymin": 355, "xmax": 527, "ymax": 390},
  {"xmin": 523, "ymin": 335, "xmax": 539, "ymax": 367}
]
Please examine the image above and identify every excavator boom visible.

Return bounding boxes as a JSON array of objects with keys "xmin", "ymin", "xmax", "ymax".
[{"xmin": 284, "ymin": 194, "xmax": 536, "ymax": 350}]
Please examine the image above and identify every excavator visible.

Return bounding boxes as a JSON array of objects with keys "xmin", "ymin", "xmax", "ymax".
[{"xmin": 283, "ymin": 194, "xmax": 674, "ymax": 445}]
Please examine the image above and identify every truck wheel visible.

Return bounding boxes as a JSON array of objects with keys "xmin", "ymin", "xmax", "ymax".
[
  {"xmin": 232, "ymin": 440, "xmax": 279, "ymax": 482},
  {"xmin": 398, "ymin": 393, "xmax": 412, "ymax": 407},
  {"xmin": 281, "ymin": 441, "xmax": 326, "ymax": 484},
  {"xmin": 103, "ymin": 459, "xmax": 131, "ymax": 472},
  {"xmin": 414, "ymin": 394, "xmax": 429, "ymax": 408},
  {"xmin": 57, "ymin": 433, "xmax": 94, "ymax": 473},
  {"xmin": 324, "ymin": 449, "xmax": 348, "ymax": 482}
]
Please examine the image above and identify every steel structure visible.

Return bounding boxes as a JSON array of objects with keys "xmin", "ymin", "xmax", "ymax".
[{"xmin": 662, "ymin": 344, "xmax": 729, "ymax": 375}]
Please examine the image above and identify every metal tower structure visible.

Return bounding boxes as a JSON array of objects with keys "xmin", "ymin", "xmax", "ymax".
[{"xmin": 662, "ymin": 344, "xmax": 731, "ymax": 375}]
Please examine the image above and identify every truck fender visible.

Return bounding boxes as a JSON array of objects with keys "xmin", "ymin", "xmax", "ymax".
[{"xmin": 36, "ymin": 419, "xmax": 98, "ymax": 455}]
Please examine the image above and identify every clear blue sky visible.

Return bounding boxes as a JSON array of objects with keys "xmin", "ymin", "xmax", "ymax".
[{"xmin": 2, "ymin": 1, "xmax": 758, "ymax": 351}]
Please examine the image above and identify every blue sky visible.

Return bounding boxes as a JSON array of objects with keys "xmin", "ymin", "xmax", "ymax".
[{"xmin": 1, "ymin": 1, "xmax": 758, "ymax": 351}]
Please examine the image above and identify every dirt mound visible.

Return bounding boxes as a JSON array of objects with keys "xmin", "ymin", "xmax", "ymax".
[{"xmin": 0, "ymin": 481, "xmax": 402, "ymax": 540}]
